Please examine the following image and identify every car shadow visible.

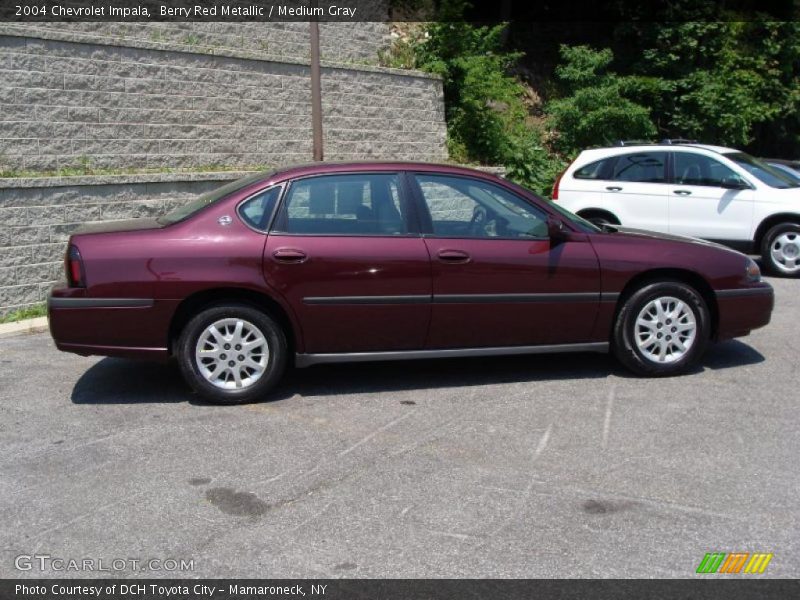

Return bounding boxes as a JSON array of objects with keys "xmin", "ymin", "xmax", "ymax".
[{"xmin": 70, "ymin": 339, "xmax": 765, "ymax": 405}]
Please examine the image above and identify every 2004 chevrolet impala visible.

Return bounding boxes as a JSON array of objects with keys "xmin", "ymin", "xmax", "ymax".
[{"xmin": 48, "ymin": 162, "xmax": 774, "ymax": 403}]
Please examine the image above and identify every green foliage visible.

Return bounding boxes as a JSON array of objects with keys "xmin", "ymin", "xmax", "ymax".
[
  {"xmin": 0, "ymin": 303, "xmax": 46, "ymax": 324},
  {"xmin": 411, "ymin": 0, "xmax": 561, "ymax": 194},
  {"xmin": 547, "ymin": 45, "xmax": 658, "ymax": 154},
  {"xmin": 616, "ymin": 20, "xmax": 800, "ymax": 152}
]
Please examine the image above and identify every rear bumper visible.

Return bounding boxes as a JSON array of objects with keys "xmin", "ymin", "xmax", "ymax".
[
  {"xmin": 715, "ymin": 284, "xmax": 774, "ymax": 340},
  {"xmin": 48, "ymin": 285, "xmax": 176, "ymax": 360}
]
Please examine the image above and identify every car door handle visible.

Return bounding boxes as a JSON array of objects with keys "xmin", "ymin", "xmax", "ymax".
[
  {"xmin": 606, "ymin": 186, "xmax": 623, "ymax": 192},
  {"xmin": 437, "ymin": 249, "xmax": 471, "ymax": 264},
  {"xmin": 673, "ymin": 189, "xmax": 692, "ymax": 195},
  {"xmin": 272, "ymin": 248, "xmax": 308, "ymax": 263}
]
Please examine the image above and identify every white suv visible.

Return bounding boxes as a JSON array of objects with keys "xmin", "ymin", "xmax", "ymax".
[{"xmin": 553, "ymin": 141, "xmax": 800, "ymax": 276}]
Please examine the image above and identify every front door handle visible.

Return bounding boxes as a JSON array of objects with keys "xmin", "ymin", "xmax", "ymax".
[
  {"xmin": 606, "ymin": 186, "xmax": 623, "ymax": 192},
  {"xmin": 437, "ymin": 249, "xmax": 471, "ymax": 264},
  {"xmin": 673, "ymin": 189, "xmax": 692, "ymax": 195},
  {"xmin": 272, "ymin": 248, "xmax": 308, "ymax": 263}
]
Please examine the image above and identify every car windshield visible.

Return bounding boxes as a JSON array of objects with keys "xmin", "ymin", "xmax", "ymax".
[
  {"xmin": 723, "ymin": 152, "xmax": 800, "ymax": 189},
  {"xmin": 157, "ymin": 172, "xmax": 272, "ymax": 225},
  {"xmin": 768, "ymin": 162, "xmax": 800, "ymax": 184}
]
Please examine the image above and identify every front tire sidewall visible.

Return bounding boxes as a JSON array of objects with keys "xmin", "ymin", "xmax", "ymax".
[
  {"xmin": 614, "ymin": 282, "xmax": 710, "ymax": 377},
  {"xmin": 761, "ymin": 223, "xmax": 800, "ymax": 277},
  {"xmin": 178, "ymin": 305, "xmax": 287, "ymax": 404}
]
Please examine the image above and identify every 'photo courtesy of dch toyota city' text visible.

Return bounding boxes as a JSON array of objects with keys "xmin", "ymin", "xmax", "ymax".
[{"xmin": 0, "ymin": 0, "xmax": 798, "ymax": 597}]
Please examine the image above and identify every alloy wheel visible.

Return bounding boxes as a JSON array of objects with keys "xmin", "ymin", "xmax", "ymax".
[
  {"xmin": 195, "ymin": 318, "xmax": 269, "ymax": 390},
  {"xmin": 634, "ymin": 296, "xmax": 697, "ymax": 364},
  {"xmin": 770, "ymin": 231, "xmax": 800, "ymax": 274}
]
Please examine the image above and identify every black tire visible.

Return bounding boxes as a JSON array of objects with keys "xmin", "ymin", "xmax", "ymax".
[
  {"xmin": 177, "ymin": 304, "xmax": 287, "ymax": 404},
  {"xmin": 580, "ymin": 211, "xmax": 619, "ymax": 228},
  {"xmin": 760, "ymin": 222, "xmax": 800, "ymax": 277},
  {"xmin": 613, "ymin": 281, "xmax": 710, "ymax": 377}
]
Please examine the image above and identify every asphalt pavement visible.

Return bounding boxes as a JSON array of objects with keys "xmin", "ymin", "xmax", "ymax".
[{"xmin": 0, "ymin": 277, "xmax": 797, "ymax": 578}]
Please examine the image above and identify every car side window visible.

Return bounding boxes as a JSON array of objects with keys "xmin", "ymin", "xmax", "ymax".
[
  {"xmin": 275, "ymin": 174, "xmax": 407, "ymax": 235},
  {"xmin": 610, "ymin": 152, "xmax": 667, "ymax": 183},
  {"xmin": 238, "ymin": 187, "xmax": 282, "ymax": 230},
  {"xmin": 674, "ymin": 153, "xmax": 744, "ymax": 187},
  {"xmin": 414, "ymin": 174, "xmax": 548, "ymax": 239},
  {"xmin": 573, "ymin": 158, "xmax": 614, "ymax": 180}
]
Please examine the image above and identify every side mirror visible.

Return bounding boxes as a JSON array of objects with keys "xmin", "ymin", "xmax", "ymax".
[
  {"xmin": 547, "ymin": 216, "xmax": 569, "ymax": 242},
  {"xmin": 720, "ymin": 177, "xmax": 750, "ymax": 190}
]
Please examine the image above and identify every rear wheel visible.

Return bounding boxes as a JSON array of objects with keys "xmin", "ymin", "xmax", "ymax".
[
  {"xmin": 613, "ymin": 281, "xmax": 710, "ymax": 376},
  {"xmin": 177, "ymin": 304, "xmax": 287, "ymax": 404},
  {"xmin": 761, "ymin": 222, "xmax": 800, "ymax": 277}
]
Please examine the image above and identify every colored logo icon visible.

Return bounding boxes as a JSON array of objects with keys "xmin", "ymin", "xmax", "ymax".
[{"xmin": 696, "ymin": 552, "xmax": 773, "ymax": 574}]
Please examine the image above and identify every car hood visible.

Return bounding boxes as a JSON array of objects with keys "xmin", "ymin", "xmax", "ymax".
[
  {"xmin": 74, "ymin": 218, "xmax": 164, "ymax": 235},
  {"xmin": 606, "ymin": 226, "xmax": 743, "ymax": 254}
]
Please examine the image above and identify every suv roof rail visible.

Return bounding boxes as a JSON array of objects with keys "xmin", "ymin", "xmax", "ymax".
[
  {"xmin": 613, "ymin": 140, "xmax": 656, "ymax": 147},
  {"xmin": 660, "ymin": 138, "xmax": 699, "ymax": 145}
]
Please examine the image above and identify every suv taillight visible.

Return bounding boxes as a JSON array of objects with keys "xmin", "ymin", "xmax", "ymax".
[
  {"xmin": 66, "ymin": 245, "xmax": 86, "ymax": 288},
  {"xmin": 551, "ymin": 159, "xmax": 576, "ymax": 201}
]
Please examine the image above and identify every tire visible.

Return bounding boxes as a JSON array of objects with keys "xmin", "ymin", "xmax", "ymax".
[
  {"xmin": 760, "ymin": 222, "xmax": 800, "ymax": 277},
  {"xmin": 580, "ymin": 211, "xmax": 618, "ymax": 228},
  {"xmin": 613, "ymin": 281, "xmax": 710, "ymax": 377},
  {"xmin": 177, "ymin": 304, "xmax": 287, "ymax": 404}
]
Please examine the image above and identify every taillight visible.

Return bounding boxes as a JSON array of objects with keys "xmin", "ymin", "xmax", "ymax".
[
  {"xmin": 551, "ymin": 170, "xmax": 564, "ymax": 200},
  {"xmin": 552, "ymin": 159, "xmax": 576, "ymax": 201},
  {"xmin": 66, "ymin": 245, "xmax": 86, "ymax": 288}
]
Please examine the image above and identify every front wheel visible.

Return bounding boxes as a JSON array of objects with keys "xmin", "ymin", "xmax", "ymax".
[
  {"xmin": 613, "ymin": 282, "xmax": 710, "ymax": 377},
  {"xmin": 177, "ymin": 304, "xmax": 287, "ymax": 404},
  {"xmin": 761, "ymin": 222, "xmax": 800, "ymax": 277}
]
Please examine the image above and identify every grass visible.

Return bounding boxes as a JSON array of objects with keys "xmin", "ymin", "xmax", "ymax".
[
  {"xmin": 0, "ymin": 164, "xmax": 273, "ymax": 179},
  {"xmin": 0, "ymin": 303, "xmax": 47, "ymax": 324}
]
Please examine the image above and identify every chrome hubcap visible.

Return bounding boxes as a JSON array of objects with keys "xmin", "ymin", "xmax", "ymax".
[
  {"xmin": 635, "ymin": 296, "xmax": 697, "ymax": 364},
  {"xmin": 195, "ymin": 318, "xmax": 269, "ymax": 390},
  {"xmin": 771, "ymin": 232, "xmax": 800, "ymax": 273}
]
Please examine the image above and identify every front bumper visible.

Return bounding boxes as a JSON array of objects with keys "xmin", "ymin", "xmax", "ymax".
[{"xmin": 715, "ymin": 283, "xmax": 774, "ymax": 340}]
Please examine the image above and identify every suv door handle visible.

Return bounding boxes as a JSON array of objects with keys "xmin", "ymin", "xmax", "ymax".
[
  {"xmin": 437, "ymin": 249, "xmax": 471, "ymax": 263},
  {"xmin": 673, "ymin": 189, "xmax": 692, "ymax": 195},
  {"xmin": 272, "ymin": 248, "xmax": 308, "ymax": 263},
  {"xmin": 606, "ymin": 186, "xmax": 623, "ymax": 192}
]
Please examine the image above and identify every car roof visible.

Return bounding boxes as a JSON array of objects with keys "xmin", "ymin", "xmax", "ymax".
[
  {"xmin": 265, "ymin": 161, "xmax": 505, "ymax": 183},
  {"xmin": 580, "ymin": 143, "xmax": 737, "ymax": 158}
]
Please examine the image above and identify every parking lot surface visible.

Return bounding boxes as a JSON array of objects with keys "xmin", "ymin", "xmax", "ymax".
[{"xmin": 1, "ymin": 277, "xmax": 797, "ymax": 578}]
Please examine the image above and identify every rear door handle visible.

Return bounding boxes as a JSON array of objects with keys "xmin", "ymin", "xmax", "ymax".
[
  {"xmin": 437, "ymin": 249, "xmax": 471, "ymax": 264},
  {"xmin": 272, "ymin": 248, "xmax": 308, "ymax": 263},
  {"xmin": 673, "ymin": 189, "xmax": 692, "ymax": 195},
  {"xmin": 606, "ymin": 186, "xmax": 623, "ymax": 192}
]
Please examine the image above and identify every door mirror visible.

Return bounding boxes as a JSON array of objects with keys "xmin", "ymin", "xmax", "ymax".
[
  {"xmin": 547, "ymin": 216, "xmax": 569, "ymax": 242},
  {"xmin": 720, "ymin": 177, "xmax": 750, "ymax": 190}
]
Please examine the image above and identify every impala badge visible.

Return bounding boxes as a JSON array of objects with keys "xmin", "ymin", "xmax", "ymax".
[{"xmin": 217, "ymin": 215, "xmax": 232, "ymax": 226}]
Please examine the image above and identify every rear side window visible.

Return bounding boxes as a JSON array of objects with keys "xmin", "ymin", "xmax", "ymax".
[
  {"xmin": 238, "ymin": 187, "xmax": 282, "ymax": 230},
  {"xmin": 610, "ymin": 152, "xmax": 667, "ymax": 183},
  {"xmin": 275, "ymin": 174, "xmax": 408, "ymax": 235},
  {"xmin": 573, "ymin": 158, "xmax": 612, "ymax": 180}
]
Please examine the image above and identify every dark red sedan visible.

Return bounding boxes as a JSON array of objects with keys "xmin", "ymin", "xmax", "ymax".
[{"xmin": 49, "ymin": 162, "xmax": 773, "ymax": 403}]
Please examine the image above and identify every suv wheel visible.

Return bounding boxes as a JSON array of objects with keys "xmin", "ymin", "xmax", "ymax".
[
  {"xmin": 613, "ymin": 282, "xmax": 709, "ymax": 376},
  {"xmin": 761, "ymin": 222, "xmax": 800, "ymax": 277},
  {"xmin": 177, "ymin": 304, "xmax": 287, "ymax": 404}
]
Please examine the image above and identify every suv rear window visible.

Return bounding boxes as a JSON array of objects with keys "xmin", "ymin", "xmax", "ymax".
[{"xmin": 573, "ymin": 158, "xmax": 610, "ymax": 180}]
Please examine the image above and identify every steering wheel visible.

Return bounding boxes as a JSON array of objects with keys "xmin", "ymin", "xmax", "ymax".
[{"xmin": 469, "ymin": 205, "xmax": 488, "ymax": 236}]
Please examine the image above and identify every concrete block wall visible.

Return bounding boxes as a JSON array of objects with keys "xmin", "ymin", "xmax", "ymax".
[
  {"xmin": 0, "ymin": 173, "xmax": 253, "ymax": 314},
  {"xmin": 0, "ymin": 29, "xmax": 446, "ymax": 172},
  {"xmin": 2, "ymin": 22, "xmax": 390, "ymax": 65}
]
